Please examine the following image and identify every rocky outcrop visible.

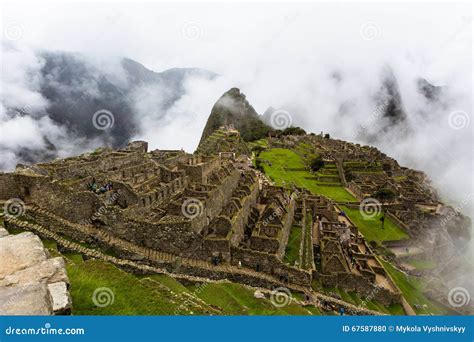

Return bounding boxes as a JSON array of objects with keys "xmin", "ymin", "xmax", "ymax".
[{"xmin": 0, "ymin": 228, "xmax": 72, "ymax": 315}]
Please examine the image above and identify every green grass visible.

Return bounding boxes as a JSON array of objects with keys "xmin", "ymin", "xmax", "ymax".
[
  {"xmin": 63, "ymin": 250, "xmax": 322, "ymax": 315},
  {"xmin": 2, "ymin": 210, "xmax": 321, "ymax": 316},
  {"xmin": 258, "ymin": 149, "xmax": 357, "ymax": 202},
  {"xmin": 284, "ymin": 226, "xmax": 302, "ymax": 265},
  {"xmin": 405, "ymin": 259, "xmax": 437, "ymax": 270},
  {"xmin": 339, "ymin": 206, "xmax": 409, "ymax": 244},
  {"xmin": 379, "ymin": 259, "xmax": 447, "ymax": 315},
  {"xmin": 186, "ymin": 282, "xmax": 319, "ymax": 315},
  {"xmin": 66, "ymin": 257, "xmax": 191, "ymax": 315},
  {"xmin": 248, "ymin": 138, "xmax": 268, "ymax": 149},
  {"xmin": 320, "ymin": 287, "xmax": 405, "ymax": 315}
]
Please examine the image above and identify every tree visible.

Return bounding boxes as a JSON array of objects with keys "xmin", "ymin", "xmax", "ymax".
[
  {"xmin": 254, "ymin": 158, "xmax": 264, "ymax": 172},
  {"xmin": 309, "ymin": 156, "xmax": 324, "ymax": 172},
  {"xmin": 281, "ymin": 126, "xmax": 306, "ymax": 136},
  {"xmin": 373, "ymin": 188, "xmax": 397, "ymax": 203},
  {"xmin": 251, "ymin": 145, "xmax": 265, "ymax": 156}
]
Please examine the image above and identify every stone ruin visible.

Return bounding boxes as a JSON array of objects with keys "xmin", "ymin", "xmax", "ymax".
[{"xmin": 0, "ymin": 135, "xmax": 407, "ymax": 311}]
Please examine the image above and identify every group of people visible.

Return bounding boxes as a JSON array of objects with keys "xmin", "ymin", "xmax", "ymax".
[
  {"xmin": 87, "ymin": 178, "xmax": 114, "ymax": 194},
  {"xmin": 211, "ymin": 255, "xmax": 221, "ymax": 266}
]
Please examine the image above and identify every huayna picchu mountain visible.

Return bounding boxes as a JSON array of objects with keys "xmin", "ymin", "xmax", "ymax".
[
  {"xmin": 0, "ymin": 87, "xmax": 472, "ymax": 316},
  {"xmin": 199, "ymin": 88, "xmax": 273, "ymax": 144}
]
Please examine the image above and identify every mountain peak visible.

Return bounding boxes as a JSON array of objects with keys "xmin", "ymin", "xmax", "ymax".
[{"xmin": 198, "ymin": 88, "xmax": 272, "ymax": 146}]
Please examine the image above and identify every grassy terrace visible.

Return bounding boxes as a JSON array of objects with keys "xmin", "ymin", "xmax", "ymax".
[
  {"xmin": 379, "ymin": 259, "xmax": 447, "ymax": 315},
  {"xmin": 284, "ymin": 225, "xmax": 302, "ymax": 266},
  {"xmin": 339, "ymin": 205, "xmax": 409, "ymax": 244},
  {"xmin": 258, "ymin": 148, "xmax": 357, "ymax": 202},
  {"xmin": 405, "ymin": 259, "xmax": 437, "ymax": 270},
  {"xmin": 64, "ymin": 246, "xmax": 321, "ymax": 315},
  {"xmin": 68, "ymin": 257, "xmax": 321, "ymax": 315},
  {"xmin": 0, "ymin": 220, "xmax": 321, "ymax": 315},
  {"xmin": 317, "ymin": 286, "xmax": 405, "ymax": 315},
  {"xmin": 187, "ymin": 282, "xmax": 321, "ymax": 315}
]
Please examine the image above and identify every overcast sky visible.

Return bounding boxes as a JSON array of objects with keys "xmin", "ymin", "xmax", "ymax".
[{"xmin": 1, "ymin": 0, "xmax": 472, "ymax": 211}]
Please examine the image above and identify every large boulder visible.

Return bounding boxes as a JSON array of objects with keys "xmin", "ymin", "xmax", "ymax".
[
  {"xmin": 0, "ymin": 283, "xmax": 53, "ymax": 315},
  {"xmin": 0, "ymin": 230, "xmax": 72, "ymax": 315},
  {"xmin": 0, "ymin": 232, "xmax": 48, "ymax": 277}
]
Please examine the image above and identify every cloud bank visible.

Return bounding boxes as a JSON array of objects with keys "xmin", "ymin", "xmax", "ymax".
[{"xmin": 1, "ymin": 2, "xmax": 472, "ymax": 215}]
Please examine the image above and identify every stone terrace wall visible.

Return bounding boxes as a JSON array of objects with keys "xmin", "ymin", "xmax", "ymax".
[
  {"xmin": 0, "ymin": 173, "xmax": 23, "ymax": 200},
  {"xmin": 29, "ymin": 182, "xmax": 100, "ymax": 224},
  {"xmin": 40, "ymin": 152, "xmax": 144, "ymax": 179},
  {"xmin": 0, "ymin": 174, "xmax": 99, "ymax": 224},
  {"xmin": 315, "ymin": 271, "xmax": 401, "ymax": 306},
  {"xmin": 190, "ymin": 169, "xmax": 241, "ymax": 234},
  {"xmin": 103, "ymin": 210, "xmax": 202, "ymax": 257},
  {"xmin": 229, "ymin": 182, "xmax": 259, "ymax": 247},
  {"xmin": 231, "ymin": 247, "xmax": 312, "ymax": 287},
  {"xmin": 178, "ymin": 157, "xmax": 220, "ymax": 184},
  {"xmin": 277, "ymin": 197, "xmax": 296, "ymax": 259}
]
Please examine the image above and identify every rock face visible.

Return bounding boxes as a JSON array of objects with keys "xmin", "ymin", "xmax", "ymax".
[
  {"xmin": 0, "ymin": 230, "xmax": 72, "ymax": 315},
  {"xmin": 199, "ymin": 88, "xmax": 272, "ymax": 144}
]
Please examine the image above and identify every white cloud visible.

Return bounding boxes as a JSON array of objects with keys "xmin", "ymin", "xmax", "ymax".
[{"xmin": 0, "ymin": 1, "xmax": 472, "ymax": 213}]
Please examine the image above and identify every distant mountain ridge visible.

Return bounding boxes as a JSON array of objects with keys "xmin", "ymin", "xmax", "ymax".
[
  {"xmin": 3, "ymin": 51, "xmax": 216, "ymax": 168},
  {"xmin": 39, "ymin": 52, "xmax": 216, "ymax": 146}
]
